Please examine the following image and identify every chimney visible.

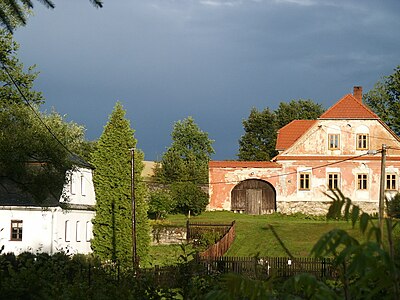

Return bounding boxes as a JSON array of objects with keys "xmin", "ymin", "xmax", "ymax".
[{"xmin": 353, "ymin": 86, "xmax": 362, "ymax": 102}]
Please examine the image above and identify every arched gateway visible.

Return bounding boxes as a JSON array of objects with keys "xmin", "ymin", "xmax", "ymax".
[{"xmin": 231, "ymin": 179, "xmax": 276, "ymax": 215}]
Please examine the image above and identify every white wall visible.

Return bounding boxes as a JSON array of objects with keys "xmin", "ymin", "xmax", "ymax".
[
  {"xmin": 63, "ymin": 167, "xmax": 96, "ymax": 206},
  {"xmin": 0, "ymin": 207, "xmax": 95, "ymax": 255},
  {"xmin": 0, "ymin": 167, "xmax": 96, "ymax": 256}
]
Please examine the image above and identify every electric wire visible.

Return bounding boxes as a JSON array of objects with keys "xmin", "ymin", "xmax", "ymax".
[{"xmin": 1, "ymin": 61, "xmax": 90, "ymax": 166}]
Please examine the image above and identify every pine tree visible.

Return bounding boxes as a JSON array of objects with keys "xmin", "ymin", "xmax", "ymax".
[{"xmin": 91, "ymin": 102, "xmax": 150, "ymax": 267}]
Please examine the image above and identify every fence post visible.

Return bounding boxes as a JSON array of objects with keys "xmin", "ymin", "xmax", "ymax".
[{"xmin": 186, "ymin": 220, "xmax": 190, "ymax": 242}]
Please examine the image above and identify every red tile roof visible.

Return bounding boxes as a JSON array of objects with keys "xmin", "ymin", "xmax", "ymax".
[
  {"xmin": 209, "ymin": 161, "xmax": 281, "ymax": 168},
  {"xmin": 275, "ymin": 120, "xmax": 317, "ymax": 150},
  {"xmin": 319, "ymin": 94, "xmax": 379, "ymax": 119}
]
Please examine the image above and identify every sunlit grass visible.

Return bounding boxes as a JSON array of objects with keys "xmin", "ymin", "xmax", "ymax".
[{"xmin": 146, "ymin": 211, "xmax": 396, "ymax": 266}]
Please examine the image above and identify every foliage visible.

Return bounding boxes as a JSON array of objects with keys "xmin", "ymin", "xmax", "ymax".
[
  {"xmin": 311, "ymin": 189, "xmax": 400, "ymax": 299},
  {"xmin": 238, "ymin": 107, "xmax": 277, "ymax": 161},
  {"xmin": 148, "ymin": 189, "xmax": 176, "ymax": 220},
  {"xmin": 205, "ymin": 273, "xmax": 275, "ymax": 299},
  {"xmin": 0, "ymin": 0, "xmax": 103, "ymax": 33},
  {"xmin": 155, "ymin": 116, "xmax": 214, "ymax": 184},
  {"xmin": 154, "ymin": 116, "xmax": 213, "ymax": 217},
  {"xmin": 202, "ymin": 190, "xmax": 400, "ymax": 299},
  {"xmin": 387, "ymin": 192, "xmax": 400, "ymax": 218},
  {"xmin": 0, "ymin": 30, "xmax": 91, "ymax": 203},
  {"xmin": 238, "ymin": 99, "xmax": 325, "ymax": 161},
  {"xmin": 91, "ymin": 102, "xmax": 150, "ymax": 268},
  {"xmin": 364, "ymin": 65, "xmax": 400, "ymax": 135},
  {"xmin": 170, "ymin": 181, "xmax": 209, "ymax": 216}
]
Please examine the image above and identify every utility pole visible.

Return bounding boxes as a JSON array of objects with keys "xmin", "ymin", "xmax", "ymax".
[
  {"xmin": 379, "ymin": 144, "xmax": 387, "ymax": 245},
  {"xmin": 130, "ymin": 148, "xmax": 138, "ymax": 269}
]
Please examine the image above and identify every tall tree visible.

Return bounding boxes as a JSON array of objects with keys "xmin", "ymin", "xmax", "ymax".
[
  {"xmin": 0, "ymin": 0, "xmax": 103, "ymax": 33},
  {"xmin": 0, "ymin": 29, "xmax": 90, "ymax": 202},
  {"xmin": 155, "ymin": 116, "xmax": 215, "ymax": 184},
  {"xmin": 238, "ymin": 99, "xmax": 325, "ymax": 161},
  {"xmin": 275, "ymin": 99, "xmax": 325, "ymax": 129},
  {"xmin": 91, "ymin": 102, "xmax": 150, "ymax": 267},
  {"xmin": 238, "ymin": 107, "xmax": 277, "ymax": 161},
  {"xmin": 364, "ymin": 65, "xmax": 400, "ymax": 135},
  {"xmin": 155, "ymin": 117, "xmax": 214, "ymax": 215}
]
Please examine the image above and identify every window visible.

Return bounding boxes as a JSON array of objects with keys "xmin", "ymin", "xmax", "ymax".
[
  {"xmin": 70, "ymin": 174, "xmax": 76, "ymax": 195},
  {"xmin": 357, "ymin": 174, "xmax": 368, "ymax": 190},
  {"xmin": 86, "ymin": 221, "xmax": 92, "ymax": 242},
  {"xmin": 299, "ymin": 172, "xmax": 311, "ymax": 190},
  {"xmin": 386, "ymin": 174, "xmax": 397, "ymax": 191},
  {"xmin": 328, "ymin": 173, "xmax": 340, "ymax": 190},
  {"xmin": 357, "ymin": 134, "xmax": 369, "ymax": 150},
  {"xmin": 76, "ymin": 221, "xmax": 81, "ymax": 242},
  {"xmin": 10, "ymin": 220, "xmax": 23, "ymax": 241},
  {"xmin": 328, "ymin": 134, "xmax": 340, "ymax": 150},
  {"xmin": 81, "ymin": 175, "xmax": 86, "ymax": 196},
  {"xmin": 65, "ymin": 220, "xmax": 71, "ymax": 242}
]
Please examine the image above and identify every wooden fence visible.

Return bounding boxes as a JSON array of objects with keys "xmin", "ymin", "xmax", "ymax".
[
  {"xmin": 197, "ymin": 221, "xmax": 236, "ymax": 259},
  {"xmin": 140, "ymin": 256, "xmax": 336, "ymax": 288},
  {"xmin": 186, "ymin": 220, "xmax": 236, "ymax": 259},
  {"xmin": 186, "ymin": 221, "xmax": 233, "ymax": 242},
  {"xmin": 195, "ymin": 256, "xmax": 335, "ymax": 280}
]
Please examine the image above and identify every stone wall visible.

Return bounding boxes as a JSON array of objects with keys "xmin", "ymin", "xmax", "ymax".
[
  {"xmin": 151, "ymin": 225, "xmax": 186, "ymax": 245},
  {"xmin": 277, "ymin": 201, "xmax": 378, "ymax": 216}
]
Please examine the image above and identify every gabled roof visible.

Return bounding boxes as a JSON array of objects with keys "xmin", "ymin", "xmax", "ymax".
[
  {"xmin": 319, "ymin": 94, "xmax": 379, "ymax": 119},
  {"xmin": 0, "ymin": 177, "xmax": 59, "ymax": 207},
  {"xmin": 275, "ymin": 120, "xmax": 317, "ymax": 151}
]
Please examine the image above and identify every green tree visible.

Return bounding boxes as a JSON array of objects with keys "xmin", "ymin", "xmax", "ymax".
[
  {"xmin": 171, "ymin": 182, "xmax": 209, "ymax": 216},
  {"xmin": 275, "ymin": 99, "xmax": 325, "ymax": 129},
  {"xmin": 155, "ymin": 117, "xmax": 213, "ymax": 216},
  {"xmin": 148, "ymin": 189, "xmax": 175, "ymax": 220},
  {"xmin": 90, "ymin": 102, "xmax": 150, "ymax": 267},
  {"xmin": 156, "ymin": 116, "xmax": 214, "ymax": 184},
  {"xmin": 364, "ymin": 65, "xmax": 400, "ymax": 135},
  {"xmin": 0, "ymin": 29, "xmax": 90, "ymax": 202},
  {"xmin": 0, "ymin": 0, "xmax": 103, "ymax": 33},
  {"xmin": 238, "ymin": 107, "xmax": 277, "ymax": 161},
  {"xmin": 238, "ymin": 99, "xmax": 325, "ymax": 161}
]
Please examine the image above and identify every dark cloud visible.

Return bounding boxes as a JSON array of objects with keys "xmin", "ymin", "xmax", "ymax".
[{"xmin": 14, "ymin": 0, "xmax": 400, "ymax": 160}]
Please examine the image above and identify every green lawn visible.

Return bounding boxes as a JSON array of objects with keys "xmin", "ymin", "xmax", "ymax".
[{"xmin": 145, "ymin": 211, "xmax": 383, "ymax": 267}]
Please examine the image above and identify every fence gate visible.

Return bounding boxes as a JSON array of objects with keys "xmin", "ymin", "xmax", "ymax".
[{"xmin": 231, "ymin": 179, "xmax": 276, "ymax": 215}]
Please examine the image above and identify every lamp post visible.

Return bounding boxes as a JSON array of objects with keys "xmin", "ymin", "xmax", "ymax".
[{"xmin": 130, "ymin": 148, "xmax": 138, "ymax": 268}]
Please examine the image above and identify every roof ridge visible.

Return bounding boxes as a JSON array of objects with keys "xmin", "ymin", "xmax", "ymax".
[{"xmin": 319, "ymin": 94, "xmax": 379, "ymax": 119}]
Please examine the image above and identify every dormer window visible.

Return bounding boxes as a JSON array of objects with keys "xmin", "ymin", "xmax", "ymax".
[
  {"xmin": 357, "ymin": 134, "xmax": 369, "ymax": 150},
  {"xmin": 328, "ymin": 134, "xmax": 340, "ymax": 150}
]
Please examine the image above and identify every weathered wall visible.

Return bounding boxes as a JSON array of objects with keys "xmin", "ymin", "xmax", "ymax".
[
  {"xmin": 208, "ymin": 118, "xmax": 400, "ymax": 215},
  {"xmin": 151, "ymin": 226, "xmax": 186, "ymax": 245}
]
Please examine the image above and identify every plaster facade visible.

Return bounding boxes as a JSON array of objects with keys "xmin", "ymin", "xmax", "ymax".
[
  {"xmin": 0, "ymin": 167, "xmax": 95, "ymax": 255},
  {"xmin": 208, "ymin": 89, "xmax": 400, "ymax": 215}
]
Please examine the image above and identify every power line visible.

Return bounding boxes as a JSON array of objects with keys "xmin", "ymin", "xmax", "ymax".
[
  {"xmin": 321, "ymin": 124, "xmax": 400, "ymax": 144},
  {"xmin": 1, "ymin": 61, "xmax": 89, "ymax": 166},
  {"xmin": 207, "ymin": 150, "xmax": 380, "ymax": 185}
]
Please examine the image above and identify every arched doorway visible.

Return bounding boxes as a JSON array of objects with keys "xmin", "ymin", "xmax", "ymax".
[{"xmin": 231, "ymin": 179, "xmax": 276, "ymax": 215}]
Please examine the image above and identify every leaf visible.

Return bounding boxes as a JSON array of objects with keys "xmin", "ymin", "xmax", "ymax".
[
  {"xmin": 351, "ymin": 206, "xmax": 360, "ymax": 228},
  {"xmin": 359, "ymin": 213, "xmax": 370, "ymax": 234}
]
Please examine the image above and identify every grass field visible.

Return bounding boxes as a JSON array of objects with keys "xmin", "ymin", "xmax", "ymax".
[{"xmin": 143, "ymin": 211, "xmax": 371, "ymax": 267}]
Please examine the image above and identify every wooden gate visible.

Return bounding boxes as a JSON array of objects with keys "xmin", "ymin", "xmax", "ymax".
[{"xmin": 231, "ymin": 179, "xmax": 276, "ymax": 215}]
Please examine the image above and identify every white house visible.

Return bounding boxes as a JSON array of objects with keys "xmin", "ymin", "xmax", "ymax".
[{"xmin": 0, "ymin": 167, "xmax": 96, "ymax": 255}]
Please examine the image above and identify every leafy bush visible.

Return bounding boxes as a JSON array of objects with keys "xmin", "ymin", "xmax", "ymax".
[
  {"xmin": 387, "ymin": 192, "xmax": 400, "ymax": 218},
  {"xmin": 170, "ymin": 182, "xmax": 208, "ymax": 216},
  {"xmin": 148, "ymin": 189, "xmax": 176, "ymax": 220}
]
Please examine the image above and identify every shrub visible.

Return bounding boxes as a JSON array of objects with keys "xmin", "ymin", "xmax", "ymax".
[
  {"xmin": 170, "ymin": 182, "xmax": 208, "ymax": 216},
  {"xmin": 387, "ymin": 192, "xmax": 400, "ymax": 218},
  {"xmin": 148, "ymin": 190, "xmax": 176, "ymax": 220}
]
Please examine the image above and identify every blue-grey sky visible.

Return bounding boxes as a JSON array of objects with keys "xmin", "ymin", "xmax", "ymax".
[{"xmin": 14, "ymin": 0, "xmax": 400, "ymax": 160}]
